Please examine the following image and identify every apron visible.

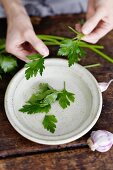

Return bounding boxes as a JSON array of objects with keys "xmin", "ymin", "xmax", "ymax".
[{"xmin": 0, "ymin": 0, "xmax": 88, "ymax": 18}]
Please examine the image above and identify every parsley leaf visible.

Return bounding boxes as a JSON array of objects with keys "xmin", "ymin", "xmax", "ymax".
[
  {"xmin": 38, "ymin": 83, "xmax": 51, "ymax": 93},
  {"xmin": 29, "ymin": 90, "xmax": 54, "ymax": 103},
  {"xmin": 25, "ymin": 54, "xmax": 45, "ymax": 80},
  {"xmin": 57, "ymin": 82, "xmax": 75, "ymax": 109},
  {"xmin": 37, "ymin": 83, "xmax": 55, "ymax": 95},
  {"xmin": 29, "ymin": 83, "xmax": 56, "ymax": 103},
  {"xmin": 0, "ymin": 39, "xmax": 5, "ymax": 52},
  {"xmin": 43, "ymin": 115, "xmax": 57, "ymax": 133},
  {"xmin": 41, "ymin": 92, "xmax": 58, "ymax": 106},
  {"xmin": 58, "ymin": 39, "xmax": 86, "ymax": 66},
  {"xmin": 19, "ymin": 83, "xmax": 57, "ymax": 114},
  {"xmin": 19, "ymin": 102, "xmax": 51, "ymax": 114},
  {"xmin": 0, "ymin": 54, "xmax": 17, "ymax": 73}
]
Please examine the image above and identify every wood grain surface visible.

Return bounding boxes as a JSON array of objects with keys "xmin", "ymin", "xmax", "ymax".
[{"xmin": 0, "ymin": 14, "xmax": 113, "ymax": 169}]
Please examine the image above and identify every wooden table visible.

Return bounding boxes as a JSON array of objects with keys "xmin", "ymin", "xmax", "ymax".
[{"xmin": 0, "ymin": 14, "xmax": 113, "ymax": 170}]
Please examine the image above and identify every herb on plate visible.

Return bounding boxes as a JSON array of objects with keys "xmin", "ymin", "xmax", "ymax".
[
  {"xmin": 43, "ymin": 115, "xmax": 57, "ymax": 133},
  {"xmin": 57, "ymin": 82, "xmax": 75, "ymax": 109},
  {"xmin": 19, "ymin": 82, "xmax": 75, "ymax": 133}
]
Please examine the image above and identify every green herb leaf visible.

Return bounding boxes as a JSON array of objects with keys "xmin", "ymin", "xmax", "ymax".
[
  {"xmin": 25, "ymin": 54, "xmax": 45, "ymax": 80},
  {"xmin": 0, "ymin": 39, "xmax": 5, "ymax": 52},
  {"xmin": 57, "ymin": 83, "xmax": 75, "ymax": 109},
  {"xmin": 43, "ymin": 115, "xmax": 57, "ymax": 133},
  {"xmin": 38, "ymin": 83, "xmax": 53, "ymax": 93},
  {"xmin": 58, "ymin": 39, "xmax": 86, "ymax": 66},
  {"xmin": 19, "ymin": 102, "xmax": 51, "ymax": 114},
  {"xmin": 41, "ymin": 92, "xmax": 58, "ymax": 106},
  {"xmin": 0, "ymin": 55, "xmax": 17, "ymax": 73},
  {"xmin": 28, "ymin": 83, "xmax": 56, "ymax": 103}
]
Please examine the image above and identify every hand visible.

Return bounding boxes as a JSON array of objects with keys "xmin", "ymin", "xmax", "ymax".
[
  {"xmin": 6, "ymin": 14, "xmax": 49, "ymax": 62},
  {"xmin": 76, "ymin": 0, "xmax": 113, "ymax": 43}
]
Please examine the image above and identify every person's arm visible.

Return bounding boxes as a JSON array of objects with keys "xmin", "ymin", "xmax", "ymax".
[
  {"xmin": 0, "ymin": 0, "xmax": 49, "ymax": 61},
  {"xmin": 76, "ymin": 0, "xmax": 113, "ymax": 44}
]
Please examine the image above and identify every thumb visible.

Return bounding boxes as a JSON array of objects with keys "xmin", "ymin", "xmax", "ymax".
[
  {"xmin": 82, "ymin": 9, "xmax": 105, "ymax": 35},
  {"xmin": 27, "ymin": 32, "xmax": 49, "ymax": 57}
]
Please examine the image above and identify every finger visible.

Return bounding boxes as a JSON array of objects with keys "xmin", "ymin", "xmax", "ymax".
[
  {"xmin": 82, "ymin": 21, "xmax": 113, "ymax": 43},
  {"xmin": 86, "ymin": 0, "xmax": 95, "ymax": 19},
  {"xmin": 6, "ymin": 46, "xmax": 30, "ymax": 62},
  {"xmin": 26, "ymin": 32, "xmax": 49, "ymax": 57},
  {"xmin": 82, "ymin": 8, "xmax": 106, "ymax": 35},
  {"xmin": 22, "ymin": 41, "xmax": 37, "ymax": 53},
  {"xmin": 75, "ymin": 23, "xmax": 82, "ymax": 32}
]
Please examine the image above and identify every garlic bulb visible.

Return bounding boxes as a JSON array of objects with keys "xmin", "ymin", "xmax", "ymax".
[{"xmin": 87, "ymin": 130, "xmax": 113, "ymax": 152}]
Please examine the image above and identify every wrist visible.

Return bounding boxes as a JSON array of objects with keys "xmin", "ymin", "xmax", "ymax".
[
  {"xmin": 8, "ymin": 3, "xmax": 27, "ymax": 18},
  {"xmin": 7, "ymin": 4, "xmax": 31, "ymax": 28},
  {"xmin": 1, "ymin": 0, "xmax": 28, "ymax": 20}
]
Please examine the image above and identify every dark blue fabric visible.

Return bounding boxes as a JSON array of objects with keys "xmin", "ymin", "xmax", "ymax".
[{"xmin": 0, "ymin": 0, "xmax": 88, "ymax": 18}]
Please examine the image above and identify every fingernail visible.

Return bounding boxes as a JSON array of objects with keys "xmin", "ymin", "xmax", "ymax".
[
  {"xmin": 82, "ymin": 27, "xmax": 90, "ymax": 35},
  {"xmin": 39, "ymin": 47, "xmax": 49, "ymax": 57}
]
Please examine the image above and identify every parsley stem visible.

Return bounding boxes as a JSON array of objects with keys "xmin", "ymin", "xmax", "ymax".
[
  {"xmin": 64, "ymin": 81, "xmax": 66, "ymax": 90},
  {"xmin": 89, "ymin": 47, "xmax": 113, "ymax": 63},
  {"xmin": 68, "ymin": 26, "xmax": 84, "ymax": 39},
  {"xmin": 37, "ymin": 36, "xmax": 60, "ymax": 44},
  {"xmin": 79, "ymin": 42, "xmax": 104, "ymax": 49},
  {"xmin": 44, "ymin": 41, "xmax": 59, "ymax": 45},
  {"xmin": 68, "ymin": 26, "xmax": 81, "ymax": 36},
  {"xmin": 38, "ymin": 35, "xmax": 65, "ymax": 41},
  {"xmin": 84, "ymin": 63, "xmax": 101, "ymax": 68}
]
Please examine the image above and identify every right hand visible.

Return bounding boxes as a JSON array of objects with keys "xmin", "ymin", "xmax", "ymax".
[
  {"xmin": 75, "ymin": 0, "xmax": 113, "ymax": 44},
  {"xmin": 6, "ymin": 14, "xmax": 49, "ymax": 62}
]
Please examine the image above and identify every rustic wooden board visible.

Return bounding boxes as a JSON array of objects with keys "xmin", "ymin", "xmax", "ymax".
[
  {"xmin": 0, "ymin": 148, "xmax": 113, "ymax": 170},
  {"xmin": 0, "ymin": 14, "xmax": 113, "ymax": 166}
]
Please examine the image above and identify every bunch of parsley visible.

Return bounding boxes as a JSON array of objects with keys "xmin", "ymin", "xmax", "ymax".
[{"xmin": 19, "ymin": 82, "xmax": 75, "ymax": 133}]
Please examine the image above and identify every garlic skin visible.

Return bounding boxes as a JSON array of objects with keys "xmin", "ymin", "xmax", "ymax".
[
  {"xmin": 87, "ymin": 130, "xmax": 113, "ymax": 152},
  {"xmin": 98, "ymin": 79, "xmax": 113, "ymax": 92}
]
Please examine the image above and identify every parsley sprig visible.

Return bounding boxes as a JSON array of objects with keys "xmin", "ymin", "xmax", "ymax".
[
  {"xmin": 25, "ymin": 54, "xmax": 45, "ymax": 80},
  {"xmin": 43, "ymin": 115, "xmax": 57, "ymax": 133},
  {"xmin": 19, "ymin": 82, "xmax": 75, "ymax": 133},
  {"xmin": 0, "ymin": 26, "xmax": 113, "ymax": 79},
  {"xmin": 38, "ymin": 26, "xmax": 113, "ymax": 64},
  {"xmin": 57, "ymin": 82, "xmax": 75, "ymax": 109},
  {"xmin": 24, "ymin": 27, "xmax": 113, "ymax": 79}
]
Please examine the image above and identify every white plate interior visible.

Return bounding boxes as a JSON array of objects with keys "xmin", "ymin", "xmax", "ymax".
[{"xmin": 5, "ymin": 58, "xmax": 102, "ymax": 145}]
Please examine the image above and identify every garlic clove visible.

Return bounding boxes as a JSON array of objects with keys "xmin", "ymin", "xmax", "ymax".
[{"xmin": 87, "ymin": 130, "xmax": 113, "ymax": 152}]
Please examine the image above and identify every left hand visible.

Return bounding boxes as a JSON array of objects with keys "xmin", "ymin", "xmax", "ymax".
[{"xmin": 75, "ymin": 0, "xmax": 113, "ymax": 43}]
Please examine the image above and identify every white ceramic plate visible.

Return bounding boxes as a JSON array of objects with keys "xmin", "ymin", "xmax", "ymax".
[{"xmin": 5, "ymin": 58, "xmax": 102, "ymax": 145}]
